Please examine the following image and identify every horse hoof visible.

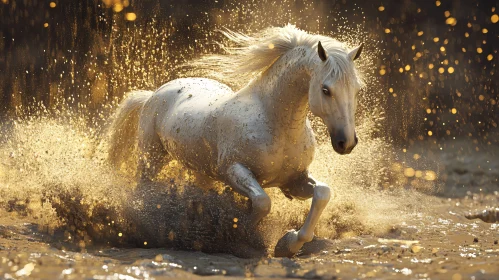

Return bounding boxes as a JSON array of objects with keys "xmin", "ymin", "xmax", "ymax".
[{"xmin": 274, "ymin": 230, "xmax": 301, "ymax": 258}]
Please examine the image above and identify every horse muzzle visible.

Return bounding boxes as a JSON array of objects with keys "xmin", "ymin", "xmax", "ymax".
[{"xmin": 330, "ymin": 131, "xmax": 358, "ymax": 155}]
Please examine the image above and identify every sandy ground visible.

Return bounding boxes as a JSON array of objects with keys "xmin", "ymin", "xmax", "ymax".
[{"xmin": 0, "ymin": 139, "xmax": 498, "ymax": 279}]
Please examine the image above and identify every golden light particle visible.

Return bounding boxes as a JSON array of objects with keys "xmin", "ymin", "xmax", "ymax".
[
  {"xmin": 268, "ymin": 43, "xmax": 274, "ymax": 49},
  {"xmin": 426, "ymin": 108, "xmax": 431, "ymax": 114},
  {"xmin": 413, "ymin": 154, "xmax": 421, "ymax": 160},
  {"xmin": 482, "ymin": 28, "xmax": 488, "ymax": 34},
  {"xmin": 477, "ymin": 47, "xmax": 483, "ymax": 53},
  {"xmin": 389, "ymin": 88, "xmax": 394, "ymax": 93},
  {"xmin": 487, "ymin": 54, "xmax": 493, "ymax": 61},
  {"xmin": 444, "ymin": 11, "xmax": 450, "ymax": 18},
  {"xmin": 415, "ymin": 170, "xmax": 423, "ymax": 178},
  {"xmin": 399, "ymin": 68, "xmax": 404, "ymax": 73},
  {"xmin": 113, "ymin": 3, "xmax": 124, "ymax": 12},
  {"xmin": 451, "ymin": 108, "xmax": 457, "ymax": 114},
  {"xmin": 404, "ymin": 168, "xmax": 415, "ymax": 177},
  {"xmin": 465, "ymin": 32, "xmax": 469, "ymax": 37},
  {"xmin": 429, "ymin": 63, "xmax": 434, "ymax": 69},
  {"xmin": 125, "ymin": 12, "xmax": 137, "ymax": 21},
  {"xmin": 462, "ymin": 47, "xmax": 466, "ymax": 52},
  {"xmin": 467, "ymin": 22, "xmax": 472, "ymax": 28},
  {"xmin": 411, "ymin": 45, "xmax": 416, "ymax": 50},
  {"xmin": 433, "ymin": 37, "xmax": 439, "ymax": 42},
  {"xmin": 417, "ymin": 31, "xmax": 424, "ymax": 36},
  {"xmin": 424, "ymin": 171, "xmax": 437, "ymax": 181},
  {"xmin": 378, "ymin": 6, "xmax": 385, "ymax": 11},
  {"xmin": 416, "ymin": 52, "xmax": 422, "ymax": 58},
  {"xmin": 233, "ymin": 217, "xmax": 238, "ymax": 223},
  {"xmin": 443, "ymin": 59, "xmax": 449, "ymax": 65},
  {"xmin": 445, "ymin": 17, "xmax": 457, "ymax": 26},
  {"xmin": 403, "ymin": 148, "xmax": 407, "ymax": 153},
  {"xmin": 393, "ymin": 93, "xmax": 397, "ymax": 97},
  {"xmin": 479, "ymin": 95, "xmax": 485, "ymax": 101},
  {"xmin": 44, "ymin": 23, "xmax": 49, "ymax": 28},
  {"xmin": 440, "ymin": 46, "xmax": 446, "ymax": 52},
  {"xmin": 233, "ymin": 224, "xmax": 238, "ymax": 228},
  {"xmin": 156, "ymin": 204, "xmax": 161, "ymax": 209},
  {"xmin": 385, "ymin": 28, "xmax": 391, "ymax": 34},
  {"xmin": 144, "ymin": 241, "xmax": 148, "ymax": 246},
  {"xmin": 49, "ymin": 2, "xmax": 56, "ymax": 8},
  {"xmin": 448, "ymin": 67, "xmax": 454, "ymax": 74},
  {"xmin": 428, "ymin": 131, "xmax": 433, "ymax": 136},
  {"xmin": 492, "ymin": 14, "xmax": 499, "ymax": 24},
  {"xmin": 379, "ymin": 69, "xmax": 386, "ymax": 75},
  {"xmin": 436, "ymin": 0, "xmax": 441, "ymax": 6},
  {"xmin": 438, "ymin": 67, "xmax": 445, "ymax": 74},
  {"xmin": 118, "ymin": 232, "xmax": 123, "ymax": 237},
  {"xmin": 405, "ymin": 65, "xmax": 411, "ymax": 71}
]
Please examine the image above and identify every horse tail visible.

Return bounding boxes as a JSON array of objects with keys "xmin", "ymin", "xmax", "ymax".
[{"xmin": 107, "ymin": 90, "xmax": 153, "ymax": 169}]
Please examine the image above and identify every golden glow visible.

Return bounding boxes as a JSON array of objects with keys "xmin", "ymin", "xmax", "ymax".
[
  {"xmin": 49, "ymin": 2, "xmax": 56, "ymax": 8},
  {"xmin": 492, "ymin": 14, "xmax": 499, "ymax": 24},
  {"xmin": 477, "ymin": 47, "xmax": 483, "ymax": 54},
  {"xmin": 438, "ymin": 67, "xmax": 445, "ymax": 74},
  {"xmin": 436, "ymin": 0, "xmax": 441, "ymax": 6},
  {"xmin": 445, "ymin": 17, "xmax": 457, "ymax": 26},
  {"xmin": 428, "ymin": 131, "xmax": 433, "ymax": 136},
  {"xmin": 405, "ymin": 65, "xmax": 411, "ymax": 71},
  {"xmin": 433, "ymin": 37, "xmax": 439, "ymax": 43},
  {"xmin": 125, "ymin": 12, "xmax": 137, "ymax": 21},
  {"xmin": 113, "ymin": 3, "xmax": 124, "ymax": 12},
  {"xmin": 451, "ymin": 108, "xmax": 457, "ymax": 114},
  {"xmin": 428, "ymin": 63, "xmax": 434, "ymax": 69},
  {"xmin": 404, "ymin": 168, "xmax": 415, "ymax": 177},
  {"xmin": 447, "ymin": 67, "xmax": 454, "ymax": 74},
  {"xmin": 378, "ymin": 6, "xmax": 385, "ymax": 12},
  {"xmin": 487, "ymin": 54, "xmax": 493, "ymax": 61},
  {"xmin": 385, "ymin": 28, "xmax": 391, "ymax": 34}
]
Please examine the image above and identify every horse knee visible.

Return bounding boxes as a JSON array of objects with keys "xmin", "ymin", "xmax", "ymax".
[
  {"xmin": 252, "ymin": 194, "xmax": 271, "ymax": 217},
  {"xmin": 314, "ymin": 184, "xmax": 331, "ymax": 207}
]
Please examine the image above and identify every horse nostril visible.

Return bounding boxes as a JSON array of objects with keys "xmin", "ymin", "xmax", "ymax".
[{"xmin": 337, "ymin": 141, "xmax": 346, "ymax": 151}]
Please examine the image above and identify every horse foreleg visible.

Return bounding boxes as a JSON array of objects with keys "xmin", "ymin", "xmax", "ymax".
[
  {"xmin": 274, "ymin": 176, "xmax": 331, "ymax": 257},
  {"xmin": 225, "ymin": 163, "xmax": 271, "ymax": 227}
]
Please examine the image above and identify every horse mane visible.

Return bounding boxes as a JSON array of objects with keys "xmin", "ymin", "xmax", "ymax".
[{"xmin": 189, "ymin": 24, "xmax": 363, "ymax": 87}]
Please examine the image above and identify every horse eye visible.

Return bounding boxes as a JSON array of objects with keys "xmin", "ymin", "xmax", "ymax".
[{"xmin": 322, "ymin": 87, "xmax": 330, "ymax": 96}]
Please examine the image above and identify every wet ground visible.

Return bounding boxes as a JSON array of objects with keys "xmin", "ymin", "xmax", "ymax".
[
  {"xmin": 1, "ymin": 139, "xmax": 498, "ymax": 279},
  {"xmin": 0, "ymin": 193, "xmax": 498, "ymax": 279}
]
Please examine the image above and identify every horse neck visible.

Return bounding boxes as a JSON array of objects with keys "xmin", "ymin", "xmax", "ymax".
[{"xmin": 249, "ymin": 48, "xmax": 312, "ymax": 130}]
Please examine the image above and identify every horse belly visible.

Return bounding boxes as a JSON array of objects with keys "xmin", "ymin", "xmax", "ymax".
[{"xmin": 155, "ymin": 86, "xmax": 229, "ymax": 177}]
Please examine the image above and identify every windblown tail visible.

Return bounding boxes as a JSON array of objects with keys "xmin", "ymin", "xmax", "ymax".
[{"xmin": 107, "ymin": 90, "xmax": 153, "ymax": 169}]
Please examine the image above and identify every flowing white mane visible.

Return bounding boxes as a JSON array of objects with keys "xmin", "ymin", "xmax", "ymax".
[{"xmin": 191, "ymin": 24, "xmax": 362, "ymax": 86}]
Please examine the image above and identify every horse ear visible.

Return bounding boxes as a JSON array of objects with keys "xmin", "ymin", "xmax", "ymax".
[
  {"xmin": 348, "ymin": 43, "xmax": 364, "ymax": 61},
  {"xmin": 317, "ymin": 41, "xmax": 328, "ymax": 61}
]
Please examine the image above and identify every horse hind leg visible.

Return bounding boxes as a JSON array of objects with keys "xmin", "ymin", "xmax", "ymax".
[{"xmin": 136, "ymin": 115, "xmax": 169, "ymax": 185}]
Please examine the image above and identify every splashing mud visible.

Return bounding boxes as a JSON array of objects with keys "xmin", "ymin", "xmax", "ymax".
[{"xmin": 0, "ymin": 103, "xmax": 418, "ymax": 257}]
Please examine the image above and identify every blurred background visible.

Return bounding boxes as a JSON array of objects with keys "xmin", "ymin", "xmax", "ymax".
[{"xmin": 0, "ymin": 0, "xmax": 497, "ymax": 147}]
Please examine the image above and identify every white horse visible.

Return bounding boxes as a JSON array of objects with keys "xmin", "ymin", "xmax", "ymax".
[{"xmin": 108, "ymin": 25, "xmax": 364, "ymax": 257}]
